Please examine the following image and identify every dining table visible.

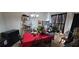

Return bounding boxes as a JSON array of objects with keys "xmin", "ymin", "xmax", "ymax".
[{"xmin": 20, "ymin": 32, "xmax": 54, "ymax": 47}]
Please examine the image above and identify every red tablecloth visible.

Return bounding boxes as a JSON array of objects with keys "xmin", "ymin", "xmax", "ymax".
[{"xmin": 20, "ymin": 32, "xmax": 54, "ymax": 47}]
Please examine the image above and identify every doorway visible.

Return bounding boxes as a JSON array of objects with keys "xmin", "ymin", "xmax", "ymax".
[{"xmin": 68, "ymin": 13, "xmax": 79, "ymax": 43}]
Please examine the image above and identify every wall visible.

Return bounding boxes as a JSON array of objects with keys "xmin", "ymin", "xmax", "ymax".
[
  {"xmin": 3, "ymin": 12, "xmax": 62, "ymax": 31},
  {"xmin": 3, "ymin": 12, "xmax": 47, "ymax": 30},
  {"xmin": 3, "ymin": 12, "xmax": 22, "ymax": 31},
  {"xmin": 0, "ymin": 13, "xmax": 6, "ymax": 33},
  {"xmin": 64, "ymin": 13, "xmax": 74, "ymax": 33},
  {"xmin": 2, "ymin": 12, "xmax": 74, "ymax": 34}
]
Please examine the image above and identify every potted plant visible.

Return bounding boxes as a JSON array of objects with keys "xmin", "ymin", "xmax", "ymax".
[
  {"xmin": 52, "ymin": 26, "xmax": 59, "ymax": 33},
  {"xmin": 37, "ymin": 26, "xmax": 44, "ymax": 34},
  {"xmin": 47, "ymin": 25, "xmax": 59, "ymax": 35}
]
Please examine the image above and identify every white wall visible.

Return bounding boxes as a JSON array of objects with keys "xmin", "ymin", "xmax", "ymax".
[
  {"xmin": 3, "ymin": 12, "xmax": 22, "ymax": 31},
  {"xmin": 3, "ymin": 12, "xmax": 47, "ymax": 30},
  {"xmin": 64, "ymin": 13, "xmax": 74, "ymax": 33},
  {"xmin": 0, "ymin": 13, "xmax": 6, "ymax": 33}
]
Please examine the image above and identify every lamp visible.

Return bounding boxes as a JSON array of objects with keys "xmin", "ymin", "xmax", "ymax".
[{"xmin": 30, "ymin": 14, "xmax": 39, "ymax": 18}]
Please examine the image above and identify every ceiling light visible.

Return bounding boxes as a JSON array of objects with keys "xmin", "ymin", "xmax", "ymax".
[
  {"xmin": 36, "ymin": 14, "xmax": 39, "ymax": 17},
  {"xmin": 30, "ymin": 14, "xmax": 39, "ymax": 17}
]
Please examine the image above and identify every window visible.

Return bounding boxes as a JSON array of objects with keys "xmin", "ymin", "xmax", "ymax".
[{"xmin": 51, "ymin": 13, "xmax": 67, "ymax": 33}]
